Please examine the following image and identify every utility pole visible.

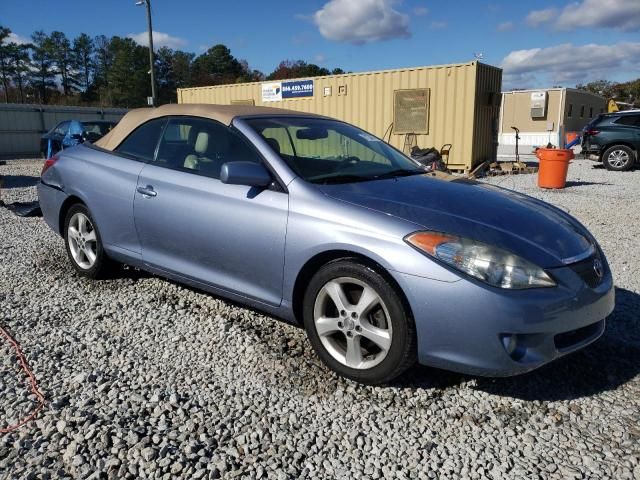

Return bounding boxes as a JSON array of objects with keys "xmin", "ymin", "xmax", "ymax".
[{"xmin": 137, "ymin": 0, "xmax": 156, "ymax": 106}]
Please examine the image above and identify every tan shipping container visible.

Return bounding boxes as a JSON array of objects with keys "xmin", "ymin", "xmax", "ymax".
[{"xmin": 177, "ymin": 61, "xmax": 502, "ymax": 171}]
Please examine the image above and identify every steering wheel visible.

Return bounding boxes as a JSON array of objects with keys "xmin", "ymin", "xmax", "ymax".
[{"xmin": 333, "ymin": 156, "xmax": 361, "ymax": 172}]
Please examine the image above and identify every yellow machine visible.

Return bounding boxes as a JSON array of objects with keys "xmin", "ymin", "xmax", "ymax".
[{"xmin": 608, "ymin": 99, "xmax": 637, "ymax": 113}]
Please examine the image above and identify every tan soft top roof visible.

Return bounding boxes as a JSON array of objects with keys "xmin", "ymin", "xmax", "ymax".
[{"xmin": 95, "ymin": 103, "xmax": 324, "ymax": 151}]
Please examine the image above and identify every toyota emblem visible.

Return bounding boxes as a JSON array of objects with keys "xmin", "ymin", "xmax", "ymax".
[{"xmin": 593, "ymin": 258, "xmax": 604, "ymax": 279}]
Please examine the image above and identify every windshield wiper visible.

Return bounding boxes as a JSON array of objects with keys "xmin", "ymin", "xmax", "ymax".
[
  {"xmin": 314, "ymin": 174, "xmax": 374, "ymax": 184},
  {"xmin": 370, "ymin": 169, "xmax": 425, "ymax": 180},
  {"xmin": 312, "ymin": 169, "xmax": 425, "ymax": 184}
]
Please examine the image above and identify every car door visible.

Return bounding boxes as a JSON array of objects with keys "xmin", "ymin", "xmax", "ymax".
[
  {"xmin": 133, "ymin": 117, "xmax": 289, "ymax": 307},
  {"xmin": 611, "ymin": 114, "xmax": 640, "ymax": 148},
  {"xmin": 85, "ymin": 117, "xmax": 168, "ymax": 256},
  {"xmin": 626, "ymin": 114, "xmax": 640, "ymax": 148}
]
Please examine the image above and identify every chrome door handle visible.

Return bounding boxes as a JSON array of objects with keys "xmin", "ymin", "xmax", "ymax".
[{"xmin": 137, "ymin": 185, "xmax": 157, "ymax": 197}]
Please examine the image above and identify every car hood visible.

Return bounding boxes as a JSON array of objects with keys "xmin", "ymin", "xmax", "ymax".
[{"xmin": 317, "ymin": 174, "xmax": 594, "ymax": 268}]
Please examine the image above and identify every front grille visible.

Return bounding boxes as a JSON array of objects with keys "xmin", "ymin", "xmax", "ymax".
[
  {"xmin": 554, "ymin": 320, "xmax": 604, "ymax": 351},
  {"xmin": 568, "ymin": 252, "xmax": 604, "ymax": 288}
]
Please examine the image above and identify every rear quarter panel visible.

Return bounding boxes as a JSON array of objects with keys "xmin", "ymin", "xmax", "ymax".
[
  {"xmin": 54, "ymin": 145, "xmax": 145, "ymax": 255},
  {"xmin": 37, "ymin": 182, "xmax": 68, "ymax": 235}
]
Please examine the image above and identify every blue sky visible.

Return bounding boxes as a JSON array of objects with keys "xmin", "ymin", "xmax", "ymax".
[{"xmin": 2, "ymin": 0, "xmax": 639, "ymax": 89}]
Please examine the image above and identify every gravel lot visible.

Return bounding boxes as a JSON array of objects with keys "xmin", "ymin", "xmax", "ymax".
[{"xmin": 1, "ymin": 158, "xmax": 639, "ymax": 479}]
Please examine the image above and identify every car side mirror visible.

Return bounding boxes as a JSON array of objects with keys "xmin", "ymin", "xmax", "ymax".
[{"xmin": 220, "ymin": 161, "xmax": 272, "ymax": 187}]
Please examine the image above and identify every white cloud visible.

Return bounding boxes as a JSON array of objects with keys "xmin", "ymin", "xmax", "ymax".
[
  {"xmin": 526, "ymin": 8, "xmax": 557, "ymax": 27},
  {"xmin": 526, "ymin": 0, "xmax": 640, "ymax": 31},
  {"xmin": 313, "ymin": 54, "xmax": 327, "ymax": 64},
  {"xmin": 554, "ymin": 0, "xmax": 640, "ymax": 31},
  {"xmin": 313, "ymin": 0, "xmax": 411, "ymax": 44},
  {"xmin": 2, "ymin": 32, "xmax": 30, "ymax": 45},
  {"xmin": 497, "ymin": 21, "xmax": 514, "ymax": 32},
  {"xmin": 127, "ymin": 31, "xmax": 187, "ymax": 49},
  {"xmin": 414, "ymin": 6, "xmax": 429, "ymax": 16},
  {"xmin": 501, "ymin": 42, "xmax": 640, "ymax": 88},
  {"xmin": 429, "ymin": 21, "xmax": 447, "ymax": 29}
]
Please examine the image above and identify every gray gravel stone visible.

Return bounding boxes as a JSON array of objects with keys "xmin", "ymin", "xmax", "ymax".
[{"xmin": 0, "ymin": 158, "xmax": 638, "ymax": 479}]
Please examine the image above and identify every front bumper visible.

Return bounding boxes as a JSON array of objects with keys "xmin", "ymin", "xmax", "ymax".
[
  {"xmin": 392, "ymin": 261, "xmax": 615, "ymax": 377},
  {"xmin": 581, "ymin": 143, "xmax": 602, "ymax": 161}
]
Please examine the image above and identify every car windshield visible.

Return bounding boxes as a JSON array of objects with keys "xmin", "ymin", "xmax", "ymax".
[{"xmin": 246, "ymin": 117, "xmax": 424, "ymax": 184}]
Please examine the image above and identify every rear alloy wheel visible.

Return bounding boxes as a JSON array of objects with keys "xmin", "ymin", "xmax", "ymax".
[
  {"xmin": 303, "ymin": 260, "xmax": 416, "ymax": 384},
  {"xmin": 64, "ymin": 204, "xmax": 114, "ymax": 279},
  {"xmin": 603, "ymin": 145, "xmax": 635, "ymax": 171}
]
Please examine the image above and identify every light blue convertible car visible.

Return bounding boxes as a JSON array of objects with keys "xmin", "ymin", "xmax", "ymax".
[{"xmin": 38, "ymin": 104, "xmax": 615, "ymax": 384}]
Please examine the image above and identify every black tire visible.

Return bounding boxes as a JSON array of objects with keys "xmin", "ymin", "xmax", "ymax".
[
  {"xmin": 63, "ymin": 203, "xmax": 115, "ymax": 279},
  {"xmin": 602, "ymin": 145, "xmax": 635, "ymax": 171},
  {"xmin": 303, "ymin": 259, "xmax": 416, "ymax": 384}
]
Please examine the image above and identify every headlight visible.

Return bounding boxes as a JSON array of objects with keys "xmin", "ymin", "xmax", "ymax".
[{"xmin": 405, "ymin": 231, "xmax": 556, "ymax": 289}]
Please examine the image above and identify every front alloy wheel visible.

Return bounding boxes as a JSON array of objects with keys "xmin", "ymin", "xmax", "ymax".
[
  {"xmin": 603, "ymin": 145, "xmax": 634, "ymax": 171},
  {"xmin": 313, "ymin": 277, "xmax": 393, "ymax": 370},
  {"xmin": 303, "ymin": 260, "xmax": 416, "ymax": 384}
]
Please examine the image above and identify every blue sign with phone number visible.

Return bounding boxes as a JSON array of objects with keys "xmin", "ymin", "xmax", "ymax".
[{"xmin": 281, "ymin": 80, "xmax": 314, "ymax": 99}]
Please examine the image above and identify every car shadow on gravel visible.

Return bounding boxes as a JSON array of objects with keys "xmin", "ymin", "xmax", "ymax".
[
  {"xmin": 564, "ymin": 180, "xmax": 612, "ymax": 187},
  {"xmin": 391, "ymin": 365, "xmax": 467, "ymax": 390},
  {"xmin": 472, "ymin": 287, "xmax": 640, "ymax": 401},
  {"xmin": 1, "ymin": 175, "xmax": 40, "ymax": 189}
]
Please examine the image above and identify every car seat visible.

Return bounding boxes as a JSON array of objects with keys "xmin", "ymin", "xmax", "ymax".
[{"xmin": 184, "ymin": 131, "xmax": 214, "ymax": 171}]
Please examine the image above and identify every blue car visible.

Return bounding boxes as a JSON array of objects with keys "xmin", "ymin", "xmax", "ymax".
[
  {"xmin": 40, "ymin": 120, "xmax": 117, "ymax": 158},
  {"xmin": 38, "ymin": 104, "xmax": 615, "ymax": 384}
]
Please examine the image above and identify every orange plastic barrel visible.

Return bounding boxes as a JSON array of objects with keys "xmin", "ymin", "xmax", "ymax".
[{"xmin": 536, "ymin": 148, "xmax": 574, "ymax": 189}]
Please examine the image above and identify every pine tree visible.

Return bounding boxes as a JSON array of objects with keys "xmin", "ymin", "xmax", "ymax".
[
  {"xmin": 9, "ymin": 43, "xmax": 31, "ymax": 103},
  {"xmin": 0, "ymin": 26, "xmax": 13, "ymax": 102},
  {"xmin": 107, "ymin": 37, "xmax": 149, "ymax": 107},
  {"xmin": 191, "ymin": 44, "xmax": 244, "ymax": 86},
  {"xmin": 92, "ymin": 35, "xmax": 114, "ymax": 105},
  {"xmin": 155, "ymin": 47, "xmax": 195, "ymax": 104},
  {"xmin": 30, "ymin": 31, "xmax": 57, "ymax": 104},
  {"xmin": 73, "ymin": 33, "xmax": 94, "ymax": 93},
  {"xmin": 50, "ymin": 31, "xmax": 79, "ymax": 95}
]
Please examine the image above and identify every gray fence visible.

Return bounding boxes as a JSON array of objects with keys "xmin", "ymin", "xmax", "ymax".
[{"xmin": 0, "ymin": 103, "xmax": 128, "ymax": 159}]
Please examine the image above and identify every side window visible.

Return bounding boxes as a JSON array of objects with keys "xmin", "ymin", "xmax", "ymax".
[
  {"xmin": 155, "ymin": 117, "xmax": 262, "ymax": 179},
  {"xmin": 589, "ymin": 107, "xmax": 593, "ymax": 118},
  {"xmin": 567, "ymin": 104, "xmax": 573, "ymax": 118},
  {"xmin": 580, "ymin": 105, "xmax": 585, "ymax": 118},
  {"xmin": 614, "ymin": 115, "xmax": 640, "ymax": 127},
  {"xmin": 115, "ymin": 118, "xmax": 167, "ymax": 162}
]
